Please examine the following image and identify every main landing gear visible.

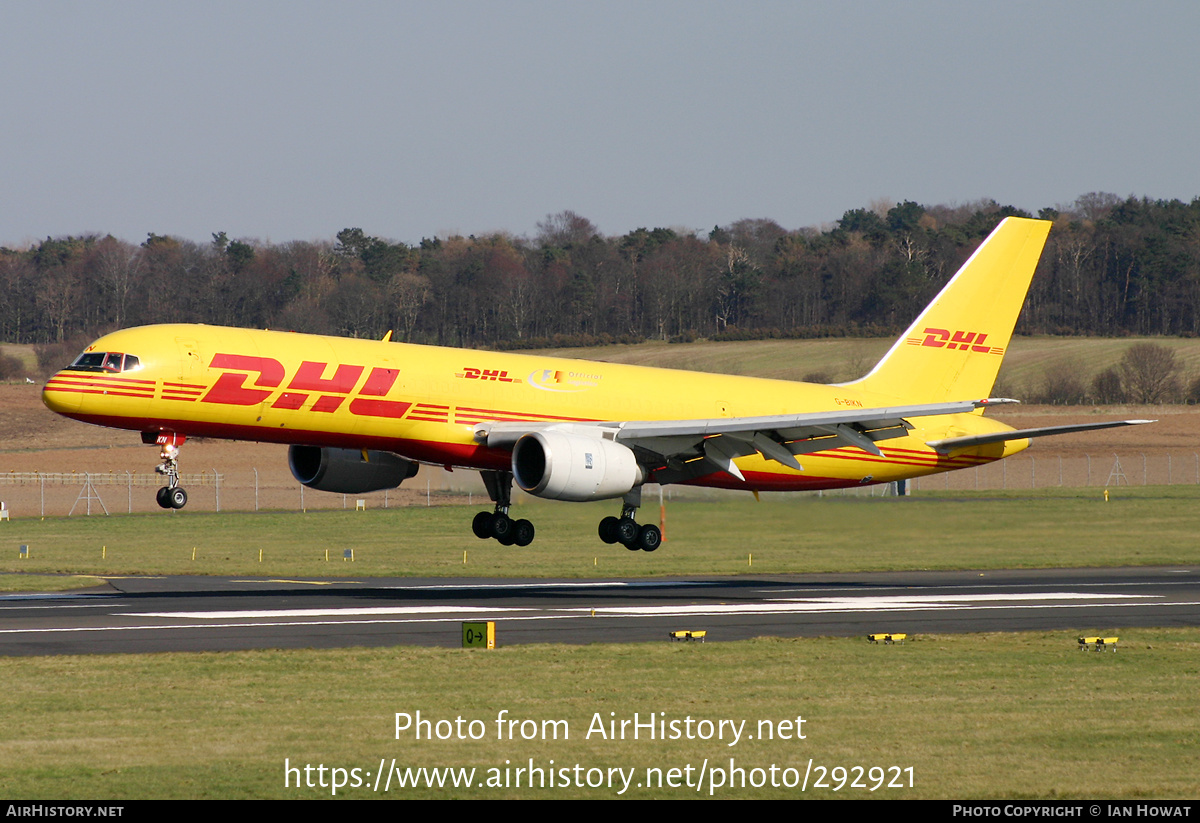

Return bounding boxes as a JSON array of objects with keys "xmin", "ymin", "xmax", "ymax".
[
  {"xmin": 468, "ymin": 473, "xmax": 659, "ymax": 552},
  {"xmin": 598, "ymin": 487, "xmax": 661, "ymax": 552},
  {"xmin": 472, "ymin": 470, "xmax": 535, "ymax": 547},
  {"xmin": 146, "ymin": 432, "xmax": 188, "ymax": 509}
]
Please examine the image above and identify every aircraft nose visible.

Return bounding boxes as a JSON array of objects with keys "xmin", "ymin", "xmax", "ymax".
[{"xmin": 42, "ymin": 372, "xmax": 83, "ymax": 414}]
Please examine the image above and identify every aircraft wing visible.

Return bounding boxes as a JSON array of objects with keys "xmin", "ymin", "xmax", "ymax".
[
  {"xmin": 926, "ymin": 419, "xmax": 1155, "ymax": 454},
  {"xmin": 477, "ymin": 398, "xmax": 1008, "ymax": 482}
]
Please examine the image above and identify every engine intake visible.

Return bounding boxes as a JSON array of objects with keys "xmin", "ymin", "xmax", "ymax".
[
  {"xmin": 288, "ymin": 446, "xmax": 418, "ymax": 494},
  {"xmin": 512, "ymin": 430, "xmax": 643, "ymax": 501}
]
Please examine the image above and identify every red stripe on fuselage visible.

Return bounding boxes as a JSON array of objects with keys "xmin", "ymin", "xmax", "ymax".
[{"xmin": 44, "ymin": 386, "xmax": 154, "ymax": 399}]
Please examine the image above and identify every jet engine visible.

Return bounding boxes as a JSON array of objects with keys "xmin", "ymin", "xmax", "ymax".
[
  {"xmin": 288, "ymin": 446, "xmax": 418, "ymax": 494},
  {"xmin": 512, "ymin": 430, "xmax": 643, "ymax": 501}
]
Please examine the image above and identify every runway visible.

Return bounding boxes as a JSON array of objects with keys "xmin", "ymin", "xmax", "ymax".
[{"xmin": 2, "ymin": 566, "xmax": 1198, "ymax": 655}]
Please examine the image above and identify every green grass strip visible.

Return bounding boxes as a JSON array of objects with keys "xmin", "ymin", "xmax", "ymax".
[
  {"xmin": 1, "ymin": 487, "xmax": 1197, "ymax": 582},
  {"xmin": 0, "ymin": 631, "xmax": 1195, "ymax": 799}
]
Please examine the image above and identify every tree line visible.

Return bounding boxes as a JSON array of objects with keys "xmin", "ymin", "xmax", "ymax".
[{"xmin": 4, "ymin": 193, "xmax": 1200, "ymax": 361}]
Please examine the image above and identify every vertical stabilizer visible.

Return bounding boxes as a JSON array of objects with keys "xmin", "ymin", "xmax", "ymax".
[{"xmin": 846, "ymin": 217, "xmax": 1051, "ymax": 403}]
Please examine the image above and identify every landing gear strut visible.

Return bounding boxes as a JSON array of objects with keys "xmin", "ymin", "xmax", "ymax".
[
  {"xmin": 147, "ymin": 432, "xmax": 188, "ymax": 509},
  {"xmin": 598, "ymin": 487, "xmax": 660, "ymax": 552},
  {"xmin": 472, "ymin": 470, "xmax": 535, "ymax": 546}
]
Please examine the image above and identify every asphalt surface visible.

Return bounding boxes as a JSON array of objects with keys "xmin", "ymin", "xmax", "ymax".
[{"xmin": 2, "ymin": 566, "xmax": 1198, "ymax": 655}]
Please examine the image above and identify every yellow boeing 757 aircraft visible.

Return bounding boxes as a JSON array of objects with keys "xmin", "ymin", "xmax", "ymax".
[{"xmin": 43, "ymin": 217, "xmax": 1148, "ymax": 551}]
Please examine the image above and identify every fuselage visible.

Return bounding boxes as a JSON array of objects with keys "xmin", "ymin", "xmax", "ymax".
[{"xmin": 42, "ymin": 323, "xmax": 1025, "ymax": 492}]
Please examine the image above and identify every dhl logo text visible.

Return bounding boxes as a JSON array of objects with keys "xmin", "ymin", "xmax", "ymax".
[
  {"xmin": 458, "ymin": 367, "xmax": 518, "ymax": 382},
  {"xmin": 907, "ymin": 328, "xmax": 1002, "ymax": 354},
  {"xmin": 199, "ymin": 355, "xmax": 410, "ymax": 419}
]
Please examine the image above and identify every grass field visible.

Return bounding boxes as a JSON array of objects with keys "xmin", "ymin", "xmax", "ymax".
[
  {"xmin": 3, "ymin": 487, "xmax": 1199, "ymax": 582},
  {"xmin": 1, "ymin": 630, "xmax": 1196, "ymax": 799}
]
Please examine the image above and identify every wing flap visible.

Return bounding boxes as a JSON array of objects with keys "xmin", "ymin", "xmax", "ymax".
[{"xmin": 703, "ymin": 437, "xmax": 748, "ymax": 481}]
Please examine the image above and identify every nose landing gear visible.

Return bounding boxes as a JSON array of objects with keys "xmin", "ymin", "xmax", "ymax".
[{"xmin": 146, "ymin": 432, "xmax": 188, "ymax": 509}]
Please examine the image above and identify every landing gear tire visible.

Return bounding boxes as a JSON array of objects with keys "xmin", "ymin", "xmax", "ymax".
[
  {"xmin": 490, "ymin": 512, "xmax": 514, "ymax": 542},
  {"xmin": 472, "ymin": 511, "xmax": 494, "ymax": 539},
  {"xmin": 598, "ymin": 516, "xmax": 620, "ymax": 544},
  {"xmin": 637, "ymin": 524, "xmax": 661, "ymax": 552},
  {"xmin": 168, "ymin": 487, "xmax": 188, "ymax": 509},
  {"xmin": 513, "ymin": 519, "xmax": 535, "ymax": 547},
  {"xmin": 156, "ymin": 487, "xmax": 172, "ymax": 509},
  {"xmin": 616, "ymin": 517, "xmax": 639, "ymax": 545}
]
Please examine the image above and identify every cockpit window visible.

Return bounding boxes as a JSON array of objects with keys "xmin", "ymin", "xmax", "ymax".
[
  {"xmin": 69, "ymin": 352, "xmax": 107, "ymax": 371},
  {"xmin": 68, "ymin": 352, "xmax": 142, "ymax": 373}
]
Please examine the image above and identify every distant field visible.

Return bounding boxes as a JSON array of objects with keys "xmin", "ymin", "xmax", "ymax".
[
  {"xmin": 533, "ymin": 334, "xmax": 1200, "ymax": 390},
  {"xmin": 0, "ymin": 342, "xmax": 38, "ymax": 374}
]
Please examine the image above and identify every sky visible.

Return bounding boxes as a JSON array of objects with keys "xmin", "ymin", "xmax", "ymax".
[{"xmin": 3, "ymin": 1, "xmax": 1198, "ymax": 248}]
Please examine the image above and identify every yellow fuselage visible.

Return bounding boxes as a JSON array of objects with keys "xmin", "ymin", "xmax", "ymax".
[{"xmin": 42, "ymin": 324, "xmax": 1025, "ymax": 491}]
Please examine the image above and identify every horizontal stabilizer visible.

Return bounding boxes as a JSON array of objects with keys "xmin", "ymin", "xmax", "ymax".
[{"xmin": 926, "ymin": 419, "xmax": 1155, "ymax": 454}]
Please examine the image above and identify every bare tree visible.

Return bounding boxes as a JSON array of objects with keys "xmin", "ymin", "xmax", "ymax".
[
  {"xmin": 1090, "ymin": 366, "xmax": 1125, "ymax": 404},
  {"xmin": 1039, "ymin": 359, "xmax": 1088, "ymax": 405},
  {"xmin": 94, "ymin": 236, "xmax": 142, "ymax": 329},
  {"xmin": 535, "ymin": 211, "xmax": 598, "ymax": 247},
  {"xmin": 37, "ymin": 265, "xmax": 80, "ymax": 342},
  {"xmin": 1120, "ymin": 342, "xmax": 1180, "ymax": 403},
  {"xmin": 1073, "ymin": 191, "xmax": 1124, "ymax": 222},
  {"xmin": 390, "ymin": 272, "xmax": 431, "ymax": 342}
]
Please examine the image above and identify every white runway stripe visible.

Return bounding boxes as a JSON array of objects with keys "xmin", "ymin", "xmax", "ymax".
[{"xmin": 130, "ymin": 592, "xmax": 1152, "ymax": 620}]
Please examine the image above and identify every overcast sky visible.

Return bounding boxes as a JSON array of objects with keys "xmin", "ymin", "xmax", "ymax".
[{"xmin": 3, "ymin": 1, "xmax": 1197, "ymax": 247}]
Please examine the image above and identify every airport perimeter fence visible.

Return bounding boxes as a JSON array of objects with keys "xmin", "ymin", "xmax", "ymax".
[
  {"xmin": 0, "ymin": 467, "xmax": 481, "ymax": 519},
  {"xmin": 0, "ymin": 452, "xmax": 1196, "ymax": 519}
]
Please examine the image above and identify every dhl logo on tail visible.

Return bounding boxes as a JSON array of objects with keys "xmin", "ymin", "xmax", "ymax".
[{"xmin": 906, "ymin": 328, "xmax": 1003, "ymax": 355}]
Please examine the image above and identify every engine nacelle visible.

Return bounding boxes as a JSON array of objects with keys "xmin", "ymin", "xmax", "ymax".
[
  {"xmin": 288, "ymin": 446, "xmax": 418, "ymax": 494},
  {"xmin": 512, "ymin": 429, "xmax": 643, "ymax": 501}
]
